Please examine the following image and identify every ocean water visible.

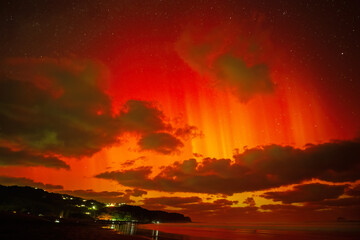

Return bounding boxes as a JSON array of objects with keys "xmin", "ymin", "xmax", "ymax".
[{"xmin": 109, "ymin": 222, "xmax": 360, "ymax": 240}]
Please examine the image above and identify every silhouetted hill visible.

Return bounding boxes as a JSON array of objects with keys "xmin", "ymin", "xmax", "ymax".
[
  {"xmin": 101, "ymin": 204, "xmax": 191, "ymax": 223},
  {"xmin": 0, "ymin": 185, "xmax": 191, "ymax": 223},
  {"xmin": 0, "ymin": 185, "xmax": 101, "ymax": 220}
]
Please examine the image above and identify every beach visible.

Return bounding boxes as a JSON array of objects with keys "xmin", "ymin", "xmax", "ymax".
[
  {"xmin": 2, "ymin": 213, "xmax": 360, "ymax": 240},
  {"xmin": 0, "ymin": 213, "xmax": 146, "ymax": 240}
]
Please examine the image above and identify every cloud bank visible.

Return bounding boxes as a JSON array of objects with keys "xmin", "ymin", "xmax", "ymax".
[
  {"xmin": 261, "ymin": 183, "xmax": 348, "ymax": 203},
  {"xmin": 60, "ymin": 188, "xmax": 147, "ymax": 203},
  {"xmin": 0, "ymin": 175, "xmax": 63, "ymax": 190},
  {"xmin": 0, "ymin": 147, "xmax": 69, "ymax": 169},
  {"xmin": 96, "ymin": 138, "xmax": 360, "ymax": 195},
  {"xmin": 0, "ymin": 58, "xmax": 198, "ymax": 168}
]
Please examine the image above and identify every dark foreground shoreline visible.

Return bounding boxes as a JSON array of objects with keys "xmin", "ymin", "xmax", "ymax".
[
  {"xmin": 0, "ymin": 213, "xmax": 148, "ymax": 240},
  {"xmin": 4, "ymin": 212, "xmax": 358, "ymax": 240}
]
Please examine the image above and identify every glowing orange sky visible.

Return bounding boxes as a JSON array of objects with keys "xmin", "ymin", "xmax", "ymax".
[{"xmin": 0, "ymin": 0, "xmax": 359, "ymax": 223}]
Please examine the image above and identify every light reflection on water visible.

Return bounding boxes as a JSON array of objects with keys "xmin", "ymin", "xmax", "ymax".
[
  {"xmin": 151, "ymin": 229, "xmax": 159, "ymax": 240},
  {"xmin": 106, "ymin": 222, "xmax": 360, "ymax": 240},
  {"xmin": 106, "ymin": 222, "xmax": 160, "ymax": 239},
  {"xmin": 106, "ymin": 222, "xmax": 189, "ymax": 240},
  {"xmin": 108, "ymin": 222, "xmax": 138, "ymax": 236}
]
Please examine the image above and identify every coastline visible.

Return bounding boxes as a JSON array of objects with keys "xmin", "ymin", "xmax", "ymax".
[
  {"xmin": 0, "ymin": 212, "xmax": 147, "ymax": 240},
  {"xmin": 3, "ymin": 212, "xmax": 359, "ymax": 240}
]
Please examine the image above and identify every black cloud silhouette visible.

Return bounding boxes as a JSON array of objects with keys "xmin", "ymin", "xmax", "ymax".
[{"xmin": 96, "ymin": 138, "xmax": 360, "ymax": 195}]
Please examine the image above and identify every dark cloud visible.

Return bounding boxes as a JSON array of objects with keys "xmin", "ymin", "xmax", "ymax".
[
  {"xmin": 138, "ymin": 132, "xmax": 184, "ymax": 154},
  {"xmin": 143, "ymin": 196, "xmax": 202, "ymax": 208},
  {"xmin": 0, "ymin": 175, "xmax": 63, "ymax": 190},
  {"xmin": 213, "ymin": 54, "xmax": 274, "ymax": 102},
  {"xmin": 96, "ymin": 138, "xmax": 360, "ymax": 195},
  {"xmin": 0, "ymin": 58, "xmax": 119, "ymax": 157},
  {"xmin": 120, "ymin": 159, "xmax": 136, "ymax": 167},
  {"xmin": 120, "ymin": 156, "xmax": 146, "ymax": 167},
  {"xmin": 141, "ymin": 196, "xmax": 232, "ymax": 213},
  {"xmin": 96, "ymin": 158, "xmax": 246, "ymax": 194},
  {"xmin": 118, "ymin": 100, "xmax": 197, "ymax": 154},
  {"xmin": 345, "ymin": 184, "xmax": 360, "ymax": 197},
  {"xmin": 260, "ymin": 203, "xmax": 317, "ymax": 212},
  {"xmin": 0, "ymin": 147, "xmax": 69, "ymax": 169},
  {"xmin": 260, "ymin": 197, "xmax": 360, "ymax": 222},
  {"xmin": 96, "ymin": 166, "xmax": 153, "ymax": 190},
  {"xmin": 174, "ymin": 125, "xmax": 203, "ymax": 140},
  {"xmin": 118, "ymin": 100, "xmax": 170, "ymax": 134},
  {"xmin": 233, "ymin": 138, "xmax": 360, "ymax": 184},
  {"xmin": 131, "ymin": 189, "xmax": 147, "ymax": 197},
  {"xmin": 0, "ymin": 58, "xmax": 197, "ymax": 167},
  {"xmin": 243, "ymin": 197, "xmax": 256, "ymax": 207},
  {"xmin": 261, "ymin": 183, "xmax": 348, "ymax": 203},
  {"xmin": 59, "ymin": 188, "xmax": 147, "ymax": 203},
  {"xmin": 58, "ymin": 189, "xmax": 134, "ymax": 203},
  {"xmin": 213, "ymin": 198, "xmax": 238, "ymax": 205},
  {"xmin": 312, "ymin": 197, "xmax": 360, "ymax": 207},
  {"xmin": 265, "ymin": 198, "xmax": 360, "ymax": 222},
  {"xmin": 141, "ymin": 195, "xmax": 359, "ymax": 223},
  {"xmin": 141, "ymin": 196, "xmax": 257, "ymax": 223},
  {"xmin": 60, "ymin": 189, "xmax": 124, "ymax": 198},
  {"xmin": 193, "ymin": 153, "xmax": 203, "ymax": 158},
  {"xmin": 262, "ymin": 196, "xmax": 360, "ymax": 210},
  {"xmin": 176, "ymin": 28, "xmax": 274, "ymax": 102}
]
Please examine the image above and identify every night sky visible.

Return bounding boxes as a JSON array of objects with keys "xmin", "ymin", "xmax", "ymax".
[{"xmin": 0, "ymin": 0, "xmax": 359, "ymax": 222}]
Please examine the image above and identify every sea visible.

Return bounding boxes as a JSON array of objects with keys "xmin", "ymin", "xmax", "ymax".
[{"xmin": 107, "ymin": 221, "xmax": 360, "ymax": 240}]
